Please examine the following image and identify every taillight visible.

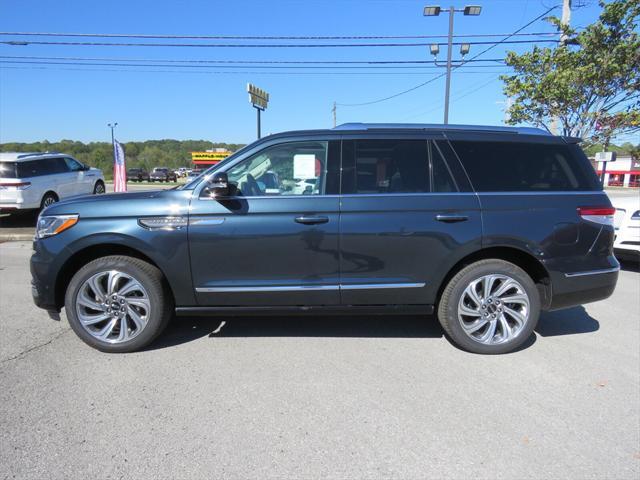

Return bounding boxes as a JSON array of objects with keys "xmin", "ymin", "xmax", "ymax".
[
  {"xmin": 578, "ymin": 206, "xmax": 615, "ymax": 226},
  {"xmin": 0, "ymin": 182, "xmax": 31, "ymax": 190}
]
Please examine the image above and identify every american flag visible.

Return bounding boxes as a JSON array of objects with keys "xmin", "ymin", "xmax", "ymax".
[{"xmin": 113, "ymin": 139, "xmax": 127, "ymax": 192}]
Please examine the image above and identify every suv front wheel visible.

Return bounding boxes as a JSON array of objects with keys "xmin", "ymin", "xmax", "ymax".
[
  {"xmin": 437, "ymin": 259, "xmax": 540, "ymax": 354},
  {"xmin": 64, "ymin": 255, "xmax": 172, "ymax": 353}
]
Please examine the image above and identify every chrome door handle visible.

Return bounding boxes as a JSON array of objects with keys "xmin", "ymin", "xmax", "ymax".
[
  {"xmin": 435, "ymin": 214, "xmax": 469, "ymax": 223},
  {"xmin": 295, "ymin": 215, "xmax": 329, "ymax": 225}
]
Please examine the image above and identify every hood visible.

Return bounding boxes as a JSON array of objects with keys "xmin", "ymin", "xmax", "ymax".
[{"xmin": 42, "ymin": 189, "xmax": 192, "ymax": 219}]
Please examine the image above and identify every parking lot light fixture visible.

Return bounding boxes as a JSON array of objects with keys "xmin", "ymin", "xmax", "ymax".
[
  {"xmin": 423, "ymin": 4, "xmax": 482, "ymax": 124},
  {"xmin": 463, "ymin": 5, "xmax": 482, "ymax": 15},
  {"xmin": 423, "ymin": 6, "xmax": 441, "ymax": 16}
]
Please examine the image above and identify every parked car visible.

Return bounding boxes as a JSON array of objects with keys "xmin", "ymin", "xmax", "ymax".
[
  {"xmin": 0, "ymin": 152, "xmax": 105, "ymax": 212},
  {"xmin": 127, "ymin": 168, "xmax": 149, "ymax": 182},
  {"xmin": 611, "ymin": 195, "xmax": 640, "ymax": 261},
  {"xmin": 149, "ymin": 167, "xmax": 177, "ymax": 182},
  {"xmin": 176, "ymin": 167, "xmax": 189, "ymax": 177},
  {"xmin": 30, "ymin": 123, "xmax": 619, "ymax": 354},
  {"xmin": 186, "ymin": 168, "xmax": 204, "ymax": 180}
]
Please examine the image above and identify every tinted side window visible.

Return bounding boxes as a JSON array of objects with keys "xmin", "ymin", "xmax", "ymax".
[
  {"xmin": 17, "ymin": 160, "xmax": 47, "ymax": 177},
  {"xmin": 450, "ymin": 141, "xmax": 600, "ymax": 192},
  {"xmin": 430, "ymin": 143, "xmax": 457, "ymax": 193},
  {"xmin": 64, "ymin": 157, "xmax": 84, "ymax": 171},
  {"xmin": 39, "ymin": 157, "xmax": 68, "ymax": 175},
  {"xmin": 349, "ymin": 139, "xmax": 429, "ymax": 194}
]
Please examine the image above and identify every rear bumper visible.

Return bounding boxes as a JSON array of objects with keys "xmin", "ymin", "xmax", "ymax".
[{"xmin": 548, "ymin": 263, "xmax": 619, "ymax": 311}]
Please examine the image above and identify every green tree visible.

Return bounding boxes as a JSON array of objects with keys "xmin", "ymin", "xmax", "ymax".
[{"xmin": 501, "ymin": 0, "xmax": 640, "ymax": 147}]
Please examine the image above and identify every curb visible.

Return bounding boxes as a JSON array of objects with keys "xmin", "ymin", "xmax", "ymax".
[{"xmin": 0, "ymin": 234, "xmax": 34, "ymax": 242}]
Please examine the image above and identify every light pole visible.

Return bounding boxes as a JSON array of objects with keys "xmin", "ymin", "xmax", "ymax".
[{"xmin": 424, "ymin": 5, "xmax": 482, "ymax": 124}]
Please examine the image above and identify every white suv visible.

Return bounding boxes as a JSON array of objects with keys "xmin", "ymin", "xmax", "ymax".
[{"xmin": 0, "ymin": 152, "xmax": 105, "ymax": 212}]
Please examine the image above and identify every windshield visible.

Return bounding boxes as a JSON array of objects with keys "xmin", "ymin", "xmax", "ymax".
[{"xmin": 179, "ymin": 143, "xmax": 253, "ymax": 190}]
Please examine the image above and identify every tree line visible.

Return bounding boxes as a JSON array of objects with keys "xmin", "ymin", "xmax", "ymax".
[{"xmin": 0, "ymin": 139, "xmax": 246, "ymax": 179}]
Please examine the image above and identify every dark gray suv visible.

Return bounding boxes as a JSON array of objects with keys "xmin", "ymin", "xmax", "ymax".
[{"xmin": 30, "ymin": 123, "xmax": 619, "ymax": 354}]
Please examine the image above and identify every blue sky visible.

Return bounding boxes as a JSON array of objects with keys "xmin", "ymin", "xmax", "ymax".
[{"xmin": 0, "ymin": 0, "xmax": 606, "ymax": 144}]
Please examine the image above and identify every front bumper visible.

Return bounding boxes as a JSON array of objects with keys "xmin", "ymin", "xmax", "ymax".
[{"xmin": 30, "ymin": 240, "xmax": 62, "ymax": 312}]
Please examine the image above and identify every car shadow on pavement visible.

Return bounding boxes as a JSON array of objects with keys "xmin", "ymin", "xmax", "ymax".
[
  {"xmin": 0, "ymin": 210, "xmax": 38, "ymax": 227},
  {"xmin": 619, "ymin": 259, "xmax": 639, "ymax": 273},
  {"xmin": 145, "ymin": 315, "xmax": 445, "ymax": 351},
  {"xmin": 535, "ymin": 306, "xmax": 599, "ymax": 337},
  {"xmin": 147, "ymin": 305, "xmax": 600, "ymax": 352}
]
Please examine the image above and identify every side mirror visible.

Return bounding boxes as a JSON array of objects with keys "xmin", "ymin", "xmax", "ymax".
[
  {"xmin": 82, "ymin": 163, "xmax": 91, "ymax": 171},
  {"xmin": 204, "ymin": 172, "xmax": 229, "ymax": 198}
]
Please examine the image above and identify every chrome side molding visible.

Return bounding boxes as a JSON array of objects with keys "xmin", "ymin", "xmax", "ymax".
[
  {"xmin": 564, "ymin": 267, "xmax": 620, "ymax": 278},
  {"xmin": 195, "ymin": 282, "xmax": 426, "ymax": 293}
]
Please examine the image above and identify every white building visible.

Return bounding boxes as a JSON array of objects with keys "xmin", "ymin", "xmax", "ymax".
[{"xmin": 593, "ymin": 155, "xmax": 640, "ymax": 188}]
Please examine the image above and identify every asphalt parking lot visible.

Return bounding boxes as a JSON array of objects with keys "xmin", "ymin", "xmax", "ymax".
[{"xmin": 0, "ymin": 241, "xmax": 638, "ymax": 479}]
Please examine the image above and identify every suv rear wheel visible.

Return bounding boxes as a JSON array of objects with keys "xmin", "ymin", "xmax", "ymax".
[
  {"xmin": 40, "ymin": 192, "xmax": 58, "ymax": 209},
  {"xmin": 93, "ymin": 180, "xmax": 105, "ymax": 194},
  {"xmin": 437, "ymin": 259, "xmax": 540, "ymax": 354},
  {"xmin": 64, "ymin": 255, "xmax": 172, "ymax": 353}
]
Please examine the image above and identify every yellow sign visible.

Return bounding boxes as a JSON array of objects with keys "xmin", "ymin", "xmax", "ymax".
[
  {"xmin": 247, "ymin": 83, "xmax": 269, "ymax": 110},
  {"xmin": 191, "ymin": 151, "xmax": 231, "ymax": 161}
]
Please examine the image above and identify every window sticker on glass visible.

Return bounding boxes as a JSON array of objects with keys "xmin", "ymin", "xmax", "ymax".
[{"xmin": 293, "ymin": 154, "xmax": 317, "ymax": 180}]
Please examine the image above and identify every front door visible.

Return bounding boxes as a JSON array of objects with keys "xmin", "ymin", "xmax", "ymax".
[
  {"xmin": 189, "ymin": 139, "xmax": 341, "ymax": 306},
  {"xmin": 339, "ymin": 137, "xmax": 482, "ymax": 306}
]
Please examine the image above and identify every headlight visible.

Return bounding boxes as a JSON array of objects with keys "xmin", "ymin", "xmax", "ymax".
[{"xmin": 36, "ymin": 214, "xmax": 79, "ymax": 239}]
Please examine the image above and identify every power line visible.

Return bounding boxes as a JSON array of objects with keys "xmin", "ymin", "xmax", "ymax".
[
  {"xmin": 0, "ymin": 59, "xmax": 511, "ymax": 70},
  {"xmin": 0, "ymin": 31, "xmax": 559, "ymax": 40},
  {"xmin": 0, "ymin": 55, "xmax": 507, "ymax": 65},
  {"xmin": 0, "ymin": 39, "xmax": 559, "ymax": 48},
  {"xmin": 0, "ymin": 65, "xmax": 509, "ymax": 76},
  {"xmin": 336, "ymin": 5, "xmax": 558, "ymax": 107}
]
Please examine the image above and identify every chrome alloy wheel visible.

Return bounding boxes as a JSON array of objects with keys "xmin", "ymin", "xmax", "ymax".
[
  {"xmin": 457, "ymin": 274, "xmax": 530, "ymax": 345},
  {"xmin": 42, "ymin": 196, "xmax": 56, "ymax": 207},
  {"xmin": 75, "ymin": 270, "xmax": 151, "ymax": 344}
]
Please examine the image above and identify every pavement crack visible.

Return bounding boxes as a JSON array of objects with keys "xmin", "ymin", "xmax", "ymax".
[{"xmin": 1, "ymin": 328, "xmax": 70, "ymax": 365}]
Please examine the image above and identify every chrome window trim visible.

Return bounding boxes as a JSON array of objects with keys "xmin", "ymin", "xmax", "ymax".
[
  {"xmin": 564, "ymin": 267, "xmax": 620, "ymax": 278},
  {"xmin": 197, "ymin": 192, "xmax": 476, "ymax": 201},
  {"xmin": 195, "ymin": 282, "xmax": 426, "ymax": 293}
]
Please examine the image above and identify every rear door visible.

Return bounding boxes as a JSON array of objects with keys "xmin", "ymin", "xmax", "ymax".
[
  {"xmin": 446, "ymin": 133, "xmax": 611, "ymax": 276},
  {"xmin": 339, "ymin": 134, "xmax": 482, "ymax": 307}
]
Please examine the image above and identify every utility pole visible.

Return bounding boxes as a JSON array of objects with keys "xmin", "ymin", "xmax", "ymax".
[
  {"xmin": 332, "ymin": 101, "xmax": 337, "ymax": 127},
  {"xmin": 551, "ymin": 0, "xmax": 571, "ymax": 135},
  {"xmin": 424, "ymin": 5, "xmax": 482, "ymax": 124}
]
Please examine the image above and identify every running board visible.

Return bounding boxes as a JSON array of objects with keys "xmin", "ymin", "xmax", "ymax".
[{"xmin": 175, "ymin": 304, "xmax": 434, "ymax": 317}]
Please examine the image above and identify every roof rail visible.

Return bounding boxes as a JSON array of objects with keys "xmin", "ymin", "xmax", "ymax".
[
  {"xmin": 332, "ymin": 122, "xmax": 551, "ymax": 136},
  {"xmin": 16, "ymin": 151, "xmax": 60, "ymax": 159}
]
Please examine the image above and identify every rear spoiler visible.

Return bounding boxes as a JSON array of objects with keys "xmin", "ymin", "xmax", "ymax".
[{"xmin": 561, "ymin": 136, "xmax": 582, "ymax": 144}]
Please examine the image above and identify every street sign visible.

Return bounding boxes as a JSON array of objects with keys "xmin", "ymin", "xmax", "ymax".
[
  {"xmin": 247, "ymin": 83, "xmax": 269, "ymax": 110},
  {"xmin": 595, "ymin": 151, "xmax": 617, "ymax": 162}
]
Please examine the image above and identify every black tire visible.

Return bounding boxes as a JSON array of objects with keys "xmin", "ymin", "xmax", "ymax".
[
  {"xmin": 64, "ymin": 255, "xmax": 173, "ymax": 353},
  {"xmin": 437, "ymin": 259, "xmax": 540, "ymax": 354},
  {"xmin": 40, "ymin": 192, "xmax": 58, "ymax": 210},
  {"xmin": 93, "ymin": 180, "xmax": 105, "ymax": 194}
]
